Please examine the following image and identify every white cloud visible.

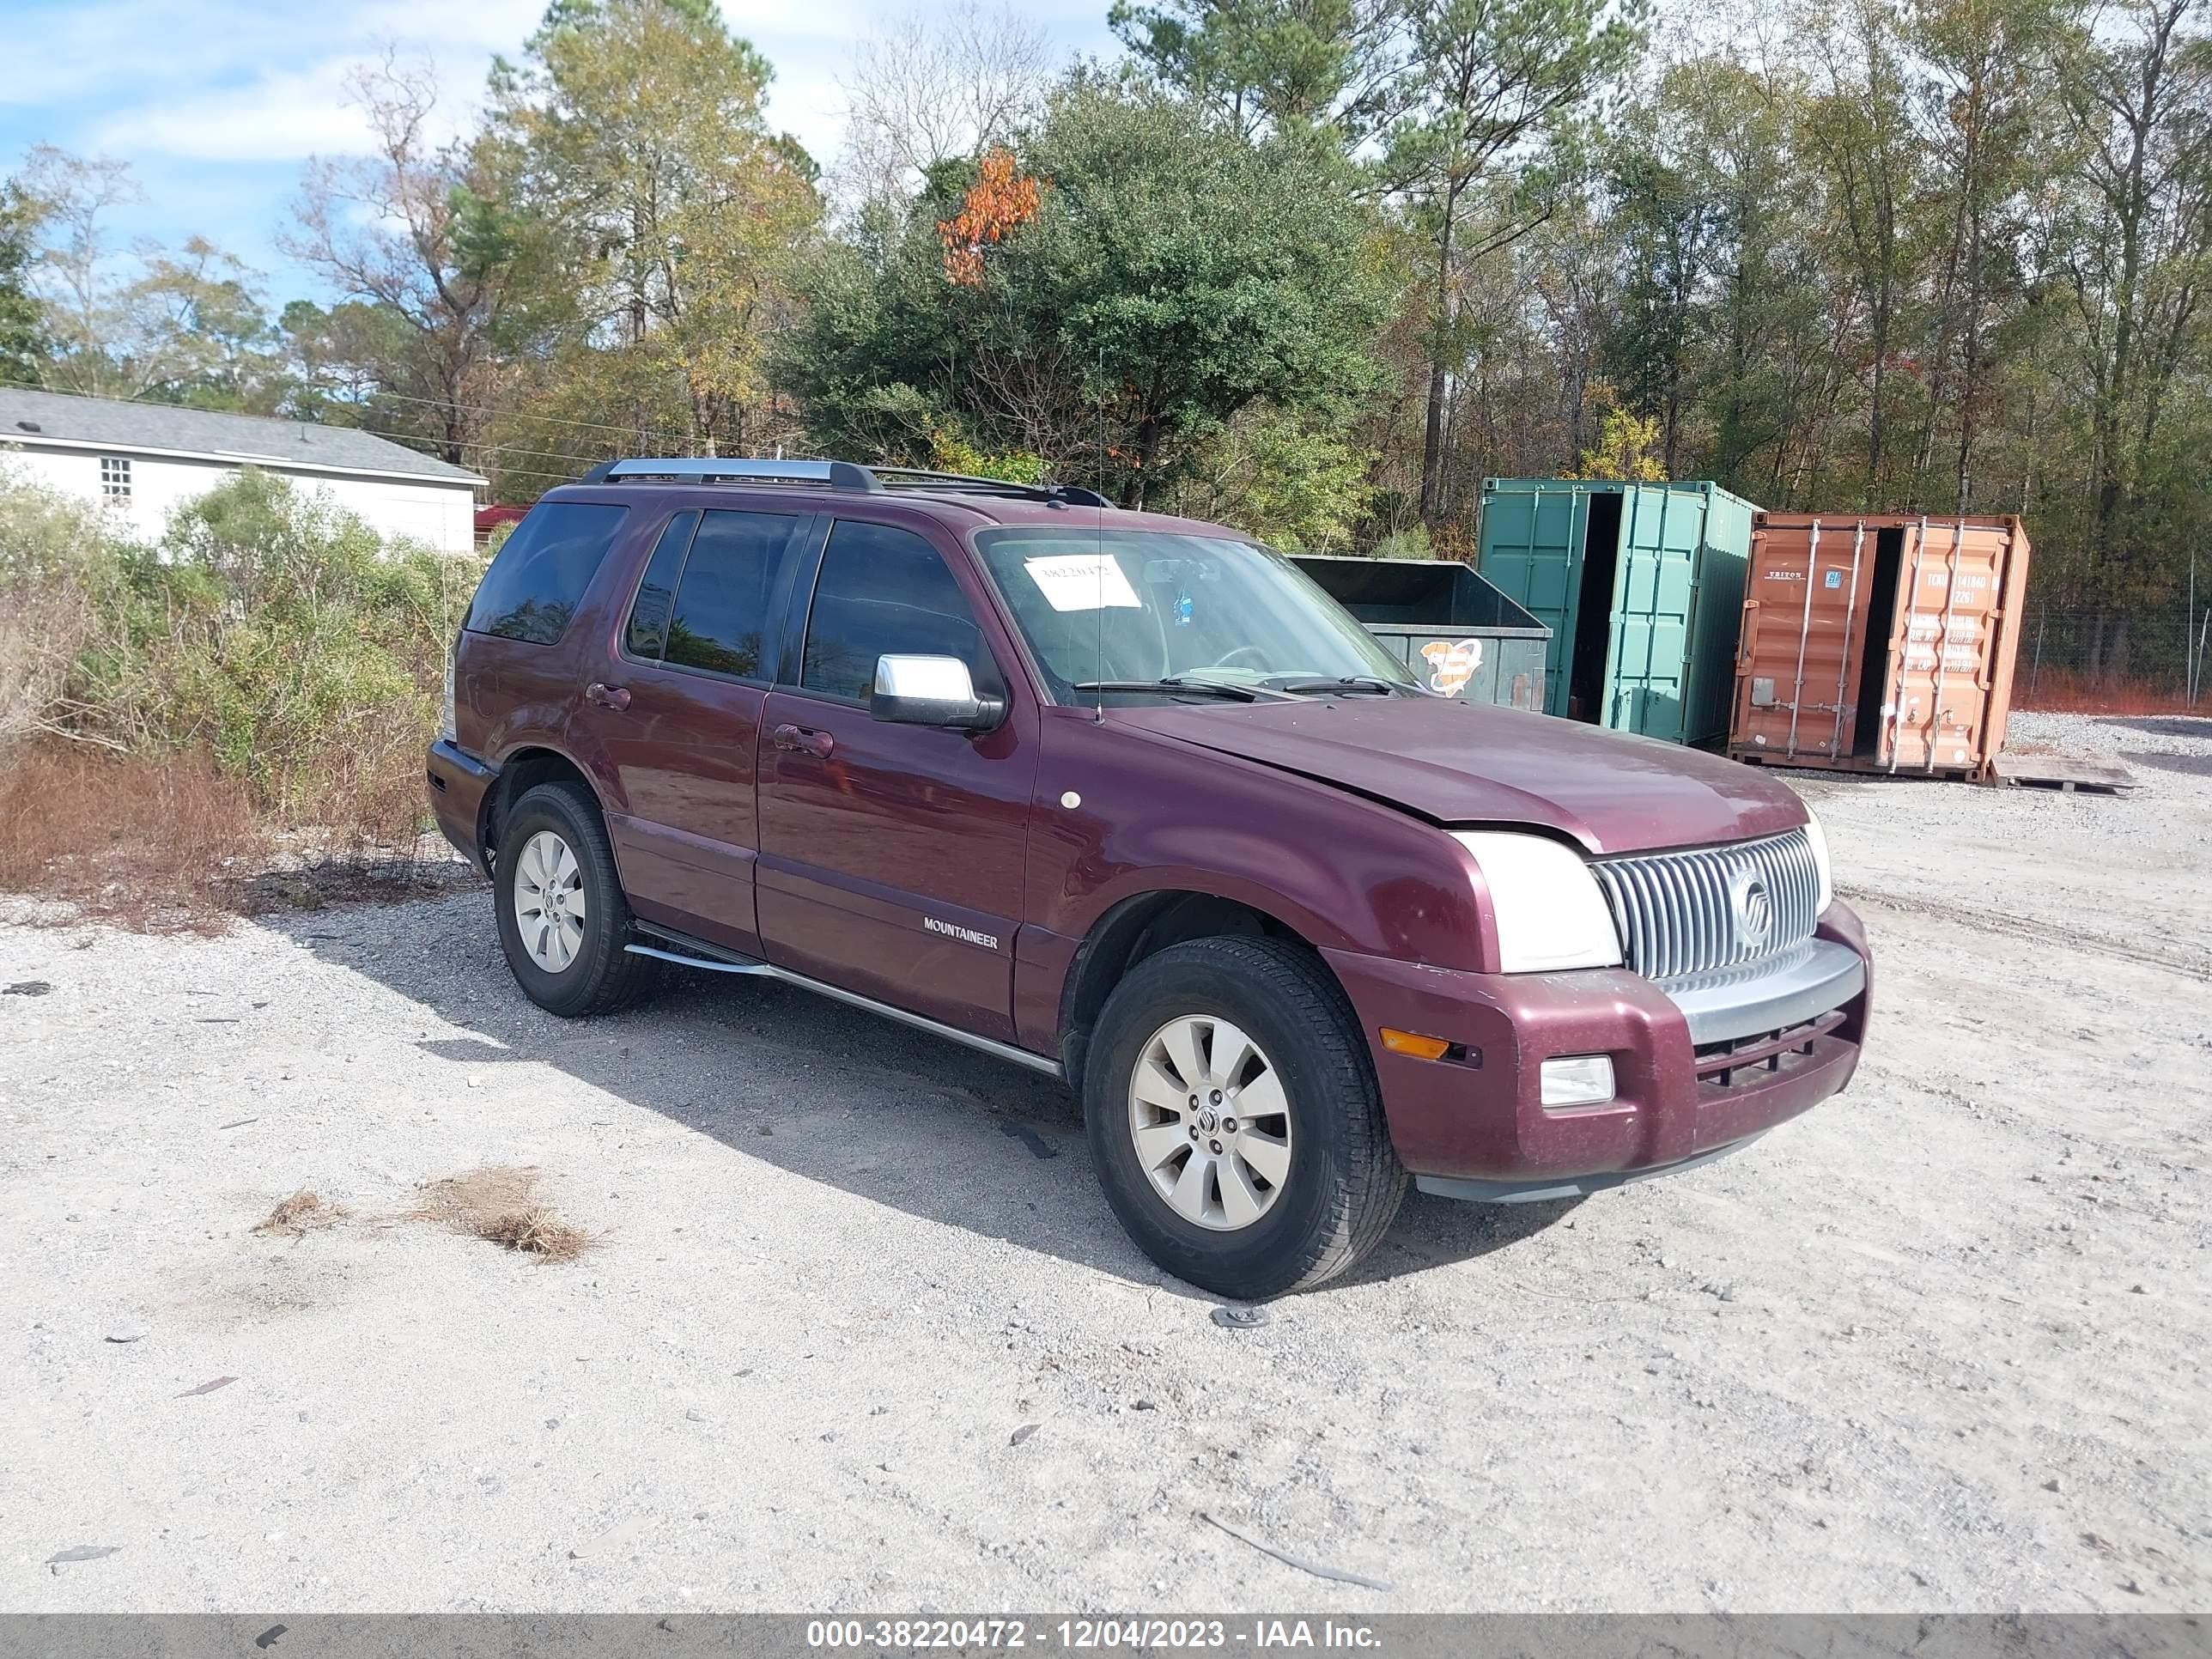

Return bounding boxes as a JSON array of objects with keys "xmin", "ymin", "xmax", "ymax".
[
  {"xmin": 94, "ymin": 62, "xmax": 380, "ymax": 162},
  {"xmin": 2, "ymin": 0, "xmax": 1115, "ymax": 297},
  {"xmin": 17, "ymin": 0, "xmax": 546, "ymax": 163},
  {"xmin": 0, "ymin": 1, "xmax": 279, "ymax": 110}
]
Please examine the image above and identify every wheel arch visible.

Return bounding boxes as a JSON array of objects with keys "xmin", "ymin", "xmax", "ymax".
[
  {"xmin": 483, "ymin": 744, "xmax": 604, "ymax": 870},
  {"xmin": 1056, "ymin": 888, "xmax": 1348, "ymax": 1082}
]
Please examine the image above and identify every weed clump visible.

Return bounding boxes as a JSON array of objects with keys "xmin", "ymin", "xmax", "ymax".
[
  {"xmin": 254, "ymin": 1189, "xmax": 350, "ymax": 1237},
  {"xmin": 410, "ymin": 1166, "xmax": 595, "ymax": 1263}
]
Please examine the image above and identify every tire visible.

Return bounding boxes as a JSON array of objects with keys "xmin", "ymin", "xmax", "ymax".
[
  {"xmin": 1084, "ymin": 936, "xmax": 1406, "ymax": 1299},
  {"xmin": 493, "ymin": 781, "xmax": 659, "ymax": 1018}
]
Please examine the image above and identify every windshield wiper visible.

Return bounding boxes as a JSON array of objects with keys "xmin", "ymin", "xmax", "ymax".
[
  {"xmin": 1263, "ymin": 674, "xmax": 1412, "ymax": 697},
  {"xmin": 1069, "ymin": 676, "xmax": 1299, "ymax": 702}
]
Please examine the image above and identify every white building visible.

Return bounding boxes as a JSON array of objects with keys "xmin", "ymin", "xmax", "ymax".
[{"xmin": 0, "ymin": 386, "xmax": 485, "ymax": 554}]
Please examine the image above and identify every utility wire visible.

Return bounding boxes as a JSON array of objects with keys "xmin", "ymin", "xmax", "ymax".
[{"xmin": 0, "ymin": 380, "xmax": 702, "ymax": 476}]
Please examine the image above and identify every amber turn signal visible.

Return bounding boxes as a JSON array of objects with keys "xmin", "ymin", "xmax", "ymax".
[{"xmin": 1380, "ymin": 1028, "xmax": 1452, "ymax": 1061}]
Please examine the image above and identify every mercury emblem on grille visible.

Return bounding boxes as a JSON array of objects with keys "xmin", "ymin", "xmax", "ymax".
[{"xmin": 1729, "ymin": 867, "xmax": 1775, "ymax": 951}]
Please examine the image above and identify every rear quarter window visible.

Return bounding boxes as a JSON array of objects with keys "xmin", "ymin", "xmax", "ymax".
[{"xmin": 465, "ymin": 502, "xmax": 630, "ymax": 644}]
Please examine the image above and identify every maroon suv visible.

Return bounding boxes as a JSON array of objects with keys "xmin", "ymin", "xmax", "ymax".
[{"xmin": 428, "ymin": 459, "xmax": 1870, "ymax": 1298}]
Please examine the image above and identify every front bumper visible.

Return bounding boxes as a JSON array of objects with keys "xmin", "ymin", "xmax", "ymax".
[
  {"xmin": 1323, "ymin": 902, "xmax": 1871, "ymax": 1189},
  {"xmin": 424, "ymin": 739, "xmax": 498, "ymax": 876}
]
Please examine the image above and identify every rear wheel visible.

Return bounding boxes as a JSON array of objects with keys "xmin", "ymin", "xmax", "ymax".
[
  {"xmin": 1084, "ymin": 936, "xmax": 1405, "ymax": 1298},
  {"xmin": 494, "ymin": 781, "xmax": 658, "ymax": 1018}
]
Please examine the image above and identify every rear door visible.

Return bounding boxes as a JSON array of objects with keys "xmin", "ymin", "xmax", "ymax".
[
  {"xmin": 576, "ymin": 506, "xmax": 816, "ymax": 957},
  {"xmin": 754, "ymin": 517, "xmax": 1036, "ymax": 1042}
]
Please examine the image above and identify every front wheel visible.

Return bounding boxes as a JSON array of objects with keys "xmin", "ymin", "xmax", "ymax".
[
  {"xmin": 493, "ymin": 781, "xmax": 658, "ymax": 1018},
  {"xmin": 1084, "ymin": 936, "xmax": 1406, "ymax": 1298}
]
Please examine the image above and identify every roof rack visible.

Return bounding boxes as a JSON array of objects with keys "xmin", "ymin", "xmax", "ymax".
[
  {"xmin": 576, "ymin": 455, "xmax": 1109, "ymax": 507},
  {"xmin": 866, "ymin": 465, "xmax": 1110, "ymax": 507}
]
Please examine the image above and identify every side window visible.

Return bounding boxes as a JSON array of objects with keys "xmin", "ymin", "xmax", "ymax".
[
  {"xmin": 465, "ymin": 501, "xmax": 629, "ymax": 645},
  {"xmin": 663, "ymin": 510, "xmax": 805, "ymax": 680},
  {"xmin": 624, "ymin": 511, "xmax": 698, "ymax": 659},
  {"xmin": 800, "ymin": 520, "xmax": 998, "ymax": 702}
]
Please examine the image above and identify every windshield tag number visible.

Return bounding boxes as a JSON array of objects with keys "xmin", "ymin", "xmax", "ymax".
[{"xmin": 1022, "ymin": 555, "xmax": 1141, "ymax": 613}]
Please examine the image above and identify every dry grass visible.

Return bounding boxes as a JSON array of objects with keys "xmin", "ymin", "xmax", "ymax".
[
  {"xmin": 410, "ymin": 1165, "xmax": 596, "ymax": 1263},
  {"xmin": 243, "ymin": 1169, "xmax": 593, "ymax": 1263},
  {"xmin": 0, "ymin": 745, "xmax": 272, "ymax": 933},
  {"xmin": 253, "ymin": 1189, "xmax": 349, "ymax": 1237},
  {"xmin": 0, "ymin": 580, "xmax": 100, "ymax": 750},
  {"xmin": 2015, "ymin": 669, "xmax": 2205, "ymax": 716},
  {"xmin": 0, "ymin": 739, "xmax": 470, "ymax": 932}
]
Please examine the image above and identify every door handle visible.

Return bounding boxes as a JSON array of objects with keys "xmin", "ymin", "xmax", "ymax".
[
  {"xmin": 771, "ymin": 723, "xmax": 835, "ymax": 758},
  {"xmin": 585, "ymin": 682, "xmax": 631, "ymax": 711}
]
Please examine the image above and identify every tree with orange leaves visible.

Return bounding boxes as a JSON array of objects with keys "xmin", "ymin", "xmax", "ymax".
[
  {"xmin": 937, "ymin": 148, "xmax": 1041, "ymax": 286},
  {"xmin": 784, "ymin": 85, "xmax": 1386, "ymax": 507}
]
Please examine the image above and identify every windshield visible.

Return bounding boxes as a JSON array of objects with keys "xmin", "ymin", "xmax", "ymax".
[{"xmin": 974, "ymin": 528, "xmax": 1419, "ymax": 700}]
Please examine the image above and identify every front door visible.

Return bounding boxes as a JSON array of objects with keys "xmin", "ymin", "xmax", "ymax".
[
  {"xmin": 580, "ymin": 506, "xmax": 814, "ymax": 957},
  {"xmin": 755, "ymin": 517, "xmax": 1036, "ymax": 1042}
]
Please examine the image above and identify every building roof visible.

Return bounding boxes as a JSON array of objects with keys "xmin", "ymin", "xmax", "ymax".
[{"xmin": 0, "ymin": 385, "xmax": 485, "ymax": 486}]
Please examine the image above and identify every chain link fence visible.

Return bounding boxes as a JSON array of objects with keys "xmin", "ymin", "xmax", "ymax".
[{"xmin": 2014, "ymin": 601, "xmax": 2212, "ymax": 713}]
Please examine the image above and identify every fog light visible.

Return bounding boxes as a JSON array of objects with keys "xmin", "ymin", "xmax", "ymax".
[{"xmin": 1540, "ymin": 1054, "xmax": 1616, "ymax": 1109}]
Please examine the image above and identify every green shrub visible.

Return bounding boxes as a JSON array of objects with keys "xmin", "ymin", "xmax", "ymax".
[
  {"xmin": 1, "ymin": 468, "xmax": 483, "ymax": 829},
  {"xmin": 1369, "ymin": 526, "xmax": 1432, "ymax": 561}
]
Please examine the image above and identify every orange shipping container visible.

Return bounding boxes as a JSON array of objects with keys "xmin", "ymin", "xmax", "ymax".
[{"xmin": 1729, "ymin": 513, "xmax": 2031, "ymax": 779}]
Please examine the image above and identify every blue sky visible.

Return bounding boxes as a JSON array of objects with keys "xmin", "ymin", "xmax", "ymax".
[{"xmin": 0, "ymin": 0, "xmax": 1116, "ymax": 307}]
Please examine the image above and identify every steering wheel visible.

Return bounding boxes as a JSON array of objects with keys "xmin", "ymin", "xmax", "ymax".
[{"xmin": 1209, "ymin": 644, "xmax": 1272, "ymax": 672}]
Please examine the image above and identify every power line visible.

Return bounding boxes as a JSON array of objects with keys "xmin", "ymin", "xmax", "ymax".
[
  {"xmin": 0, "ymin": 377, "xmax": 805, "ymax": 495},
  {"xmin": 350, "ymin": 386, "xmax": 693, "ymax": 446},
  {"xmin": 0, "ymin": 378, "xmax": 702, "ymax": 471}
]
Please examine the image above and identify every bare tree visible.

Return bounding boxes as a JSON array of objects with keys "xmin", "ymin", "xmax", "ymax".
[
  {"xmin": 834, "ymin": 3, "xmax": 1057, "ymax": 210},
  {"xmin": 283, "ymin": 53, "xmax": 520, "ymax": 463},
  {"xmin": 21, "ymin": 146, "xmax": 273, "ymax": 404},
  {"xmin": 2054, "ymin": 0, "xmax": 2212, "ymax": 673}
]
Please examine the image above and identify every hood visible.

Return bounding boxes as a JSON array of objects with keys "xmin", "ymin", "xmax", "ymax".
[{"xmin": 1113, "ymin": 696, "xmax": 1807, "ymax": 855}]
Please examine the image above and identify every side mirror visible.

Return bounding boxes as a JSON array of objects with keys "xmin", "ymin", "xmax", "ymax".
[{"xmin": 871, "ymin": 654, "xmax": 1006, "ymax": 732}]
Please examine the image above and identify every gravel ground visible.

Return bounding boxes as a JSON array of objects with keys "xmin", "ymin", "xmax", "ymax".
[{"xmin": 2, "ymin": 710, "xmax": 2207, "ymax": 1614}]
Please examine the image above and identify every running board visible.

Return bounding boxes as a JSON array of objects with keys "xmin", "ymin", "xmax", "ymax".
[
  {"xmin": 622, "ymin": 932, "xmax": 1064, "ymax": 1080},
  {"xmin": 625, "ymin": 942, "xmax": 775, "ymax": 975}
]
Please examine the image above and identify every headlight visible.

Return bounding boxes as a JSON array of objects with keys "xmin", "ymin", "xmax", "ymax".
[
  {"xmin": 1802, "ymin": 808, "xmax": 1834, "ymax": 913},
  {"xmin": 1451, "ymin": 831, "xmax": 1623, "ymax": 974}
]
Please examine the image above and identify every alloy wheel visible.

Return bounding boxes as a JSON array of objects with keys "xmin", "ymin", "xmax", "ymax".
[
  {"xmin": 1126, "ymin": 1015, "xmax": 1294, "ymax": 1231},
  {"xmin": 513, "ymin": 829, "xmax": 587, "ymax": 973}
]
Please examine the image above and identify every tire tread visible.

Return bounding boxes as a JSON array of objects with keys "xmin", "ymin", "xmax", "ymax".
[
  {"xmin": 1085, "ymin": 935, "xmax": 1405, "ymax": 1297},
  {"xmin": 495, "ymin": 780, "xmax": 659, "ymax": 1018}
]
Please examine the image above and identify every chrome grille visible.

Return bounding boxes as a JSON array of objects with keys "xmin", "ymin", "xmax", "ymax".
[{"xmin": 1592, "ymin": 829, "xmax": 1820, "ymax": 982}]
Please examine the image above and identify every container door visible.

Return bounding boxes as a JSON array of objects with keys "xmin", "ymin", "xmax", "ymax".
[
  {"xmin": 1601, "ymin": 486, "xmax": 1704, "ymax": 742},
  {"xmin": 1880, "ymin": 519, "xmax": 2014, "ymax": 775},
  {"xmin": 1731, "ymin": 518, "xmax": 1879, "ymax": 763},
  {"xmin": 1478, "ymin": 484, "xmax": 1589, "ymax": 717}
]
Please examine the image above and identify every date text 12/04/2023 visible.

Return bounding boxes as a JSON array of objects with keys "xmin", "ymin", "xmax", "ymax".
[{"xmin": 804, "ymin": 1618, "xmax": 1384, "ymax": 1650}]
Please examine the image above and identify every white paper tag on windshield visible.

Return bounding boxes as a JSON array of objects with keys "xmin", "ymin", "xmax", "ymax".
[{"xmin": 1023, "ymin": 554, "xmax": 1140, "ymax": 613}]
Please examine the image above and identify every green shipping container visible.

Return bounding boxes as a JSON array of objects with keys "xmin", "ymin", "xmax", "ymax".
[
  {"xmin": 1293, "ymin": 555, "xmax": 1550, "ymax": 710},
  {"xmin": 1476, "ymin": 478, "xmax": 1757, "ymax": 745}
]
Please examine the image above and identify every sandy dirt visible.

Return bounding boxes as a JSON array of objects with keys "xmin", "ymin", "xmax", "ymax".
[{"xmin": 2, "ymin": 709, "xmax": 2206, "ymax": 1613}]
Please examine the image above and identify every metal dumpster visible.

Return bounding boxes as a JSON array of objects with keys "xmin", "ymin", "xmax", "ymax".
[
  {"xmin": 1475, "ymin": 478, "xmax": 1758, "ymax": 744},
  {"xmin": 1294, "ymin": 555, "xmax": 1550, "ymax": 710},
  {"xmin": 1729, "ymin": 512, "xmax": 2032, "ymax": 779}
]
